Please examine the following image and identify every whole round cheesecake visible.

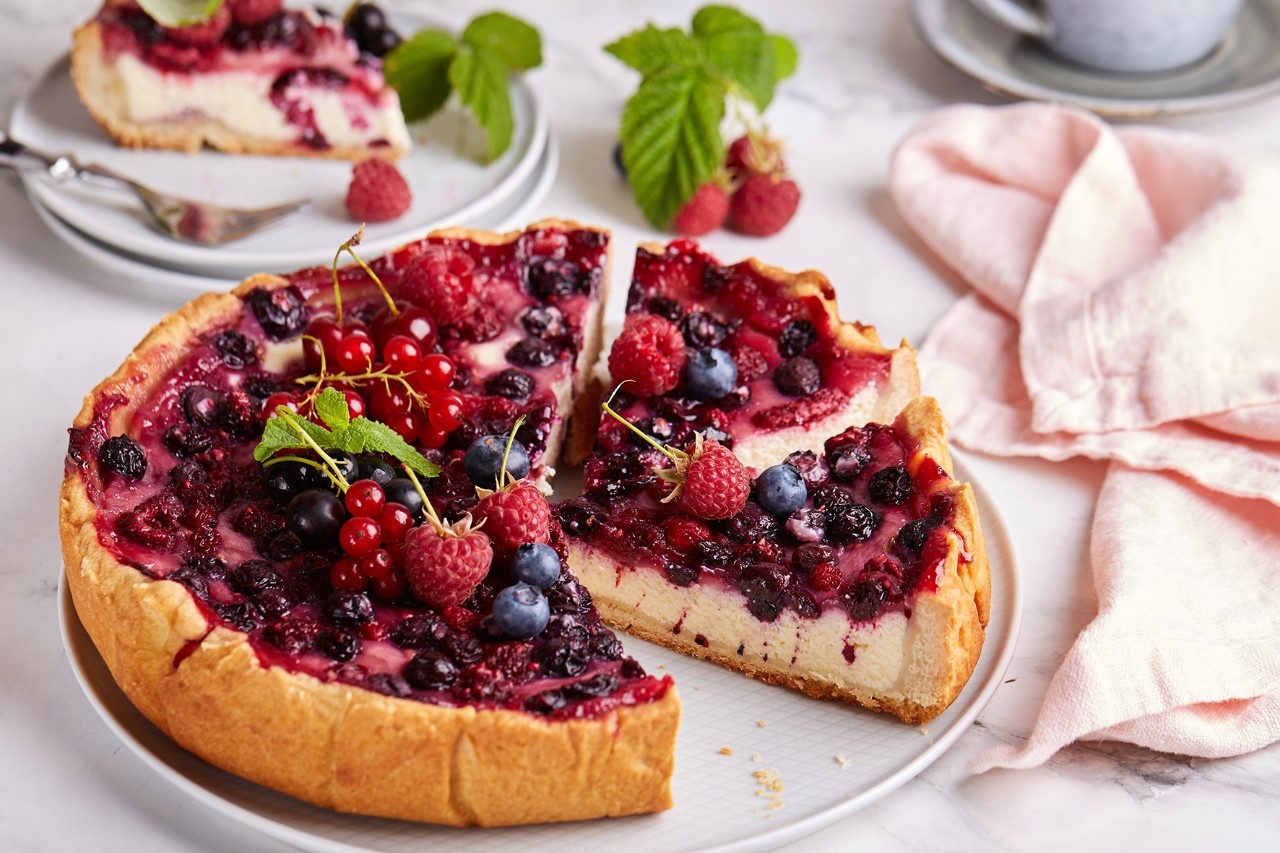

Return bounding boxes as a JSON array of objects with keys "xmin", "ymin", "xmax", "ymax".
[{"xmin": 59, "ymin": 221, "xmax": 679, "ymax": 827}]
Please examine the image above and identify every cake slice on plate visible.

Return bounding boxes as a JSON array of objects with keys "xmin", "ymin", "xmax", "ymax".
[
  {"xmin": 59, "ymin": 221, "xmax": 678, "ymax": 826},
  {"xmin": 558, "ymin": 242, "xmax": 990, "ymax": 724},
  {"xmin": 71, "ymin": 2, "xmax": 411, "ymax": 159}
]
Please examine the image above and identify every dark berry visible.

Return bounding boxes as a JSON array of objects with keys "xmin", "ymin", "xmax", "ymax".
[
  {"xmin": 228, "ymin": 560, "xmax": 284, "ymax": 598},
  {"xmin": 778, "ymin": 319, "xmax": 817, "ymax": 358},
  {"xmin": 647, "ymin": 295, "xmax": 684, "ymax": 322},
  {"xmin": 383, "ymin": 478, "xmax": 424, "ymax": 518},
  {"xmin": 827, "ymin": 503, "xmax": 879, "ymax": 544},
  {"xmin": 355, "ymin": 456, "xmax": 397, "ymax": 486},
  {"xmin": 506, "ymin": 336, "xmax": 559, "ymax": 368},
  {"xmin": 722, "ymin": 503, "xmax": 779, "ymax": 543},
  {"xmin": 534, "ymin": 637, "xmax": 588, "ymax": 678},
  {"xmin": 526, "ymin": 258, "xmax": 589, "ymax": 298},
  {"xmin": 182, "ymin": 385, "xmax": 224, "ymax": 426},
  {"xmin": 213, "ymin": 330, "xmax": 258, "ymax": 368},
  {"xmin": 696, "ymin": 539, "xmax": 735, "ymax": 568},
  {"xmin": 830, "ymin": 444, "xmax": 872, "ymax": 481},
  {"xmin": 392, "ymin": 614, "xmax": 447, "ymax": 649},
  {"xmin": 701, "ymin": 263, "xmax": 734, "ymax": 293},
  {"xmin": 245, "ymin": 286, "xmax": 307, "ymax": 339},
  {"xmin": 737, "ymin": 562, "xmax": 789, "ymax": 622},
  {"xmin": 784, "ymin": 507, "xmax": 827, "ymax": 543},
  {"xmin": 566, "ymin": 672, "xmax": 619, "ymax": 698},
  {"xmin": 793, "ymin": 542, "xmax": 836, "ymax": 572},
  {"xmin": 316, "ymin": 628, "xmax": 360, "ymax": 662},
  {"xmin": 324, "ymin": 592, "xmax": 374, "ymax": 627},
  {"xmin": 286, "ymin": 489, "xmax": 345, "ymax": 542},
  {"xmin": 266, "ymin": 459, "xmax": 324, "ymax": 503},
  {"xmin": 485, "ymin": 368, "xmax": 536, "ymax": 403},
  {"xmin": 895, "ymin": 518, "xmax": 936, "ymax": 556},
  {"xmin": 99, "ymin": 435, "xmax": 146, "ymax": 479},
  {"xmin": 257, "ymin": 529, "xmax": 303, "ymax": 561},
  {"xmin": 493, "ymin": 584, "xmax": 551, "ymax": 639},
  {"xmin": 784, "ymin": 450, "xmax": 830, "ymax": 489},
  {"xmin": 754, "ymin": 464, "xmax": 807, "ymax": 515},
  {"xmin": 812, "ymin": 484, "xmax": 852, "ymax": 511},
  {"xmin": 463, "ymin": 434, "xmax": 531, "ymax": 487},
  {"xmin": 331, "ymin": 450, "xmax": 359, "ymax": 483},
  {"xmin": 439, "ymin": 632, "xmax": 484, "ymax": 665},
  {"xmin": 519, "ymin": 305, "xmax": 567, "ymax": 339},
  {"xmin": 404, "ymin": 650, "xmax": 459, "ymax": 690},
  {"xmin": 611, "ymin": 141, "xmax": 627, "ymax": 178},
  {"xmin": 773, "ymin": 356, "xmax": 821, "ymax": 397},
  {"xmin": 215, "ymin": 602, "xmax": 260, "ymax": 633},
  {"xmin": 842, "ymin": 578, "xmax": 889, "ymax": 621},
  {"xmin": 868, "ymin": 466, "xmax": 913, "ymax": 506},
  {"xmin": 679, "ymin": 310, "xmax": 729, "ymax": 348},
  {"xmin": 164, "ymin": 424, "xmax": 212, "ymax": 458},
  {"xmin": 262, "ymin": 620, "xmax": 313, "ymax": 655},
  {"xmin": 683, "ymin": 347, "xmax": 738, "ymax": 400},
  {"xmin": 511, "ymin": 543, "xmax": 560, "ymax": 589}
]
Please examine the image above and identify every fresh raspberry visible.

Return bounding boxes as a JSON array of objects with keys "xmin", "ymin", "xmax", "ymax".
[
  {"xmin": 471, "ymin": 481, "xmax": 551, "ymax": 562},
  {"xmin": 809, "ymin": 562, "xmax": 842, "ymax": 592},
  {"xmin": 396, "ymin": 245, "xmax": 477, "ymax": 325},
  {"xmin": 730, "ymin": 344, "xmax": 770, "ymax": 382},
  {"xmin": 729, "ymin": 174, "xmax": 801, "ymax": 237},
  {"xmin": 403, "ymin": 520, "xmax": 493, "ymax": 609},
  {"xmin": 674, "ymin": 439, "xmax": 750, "ymax": 520},
  {"xmin": 226, "ymin": 0, "xmax": 284, "ymax": 26},
  {"xmin": 608, "ymin": 315, "xmax": 687, "ymax": 397},
  {"xmin": 162, "ymin": 5, "xmax": 231, "ymax": 45},
  {"xmin": 345, "ymin": 158, "xmax": 412, "ymax": 223},
  {"xmin": 672, "ymin": 182, "xmax": 729, "ymax": 237},
  {"xmin": 665, "ymin": 517, "xmax": 711, "ymax": 553},
  {"xmin": 725, "ymin": 133, "xmax": 785, "ymax": 179}
]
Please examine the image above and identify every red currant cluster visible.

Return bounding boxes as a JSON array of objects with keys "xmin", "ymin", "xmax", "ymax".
[
  {"xmin": 263, "ymin": 303, "xmax": 467, "ymax": 448},
  {"xmin": 328, "ymin": 477, "xmax": 416, "ymax": 600}
]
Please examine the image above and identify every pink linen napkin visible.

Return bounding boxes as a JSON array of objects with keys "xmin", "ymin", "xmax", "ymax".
[{"xmin": 889, "ymin": 103, "xmax": 1280, "ymax": 769}]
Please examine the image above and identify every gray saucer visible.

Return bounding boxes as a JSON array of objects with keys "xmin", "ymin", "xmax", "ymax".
[{"xmin": 911, "ymin": 0, "xmax": 1280, "ymax": 116}]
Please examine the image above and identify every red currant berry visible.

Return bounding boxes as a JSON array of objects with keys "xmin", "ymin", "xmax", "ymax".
[
  {"xmin": 427, "ymin": 391, "xmax": 465, "ymax": 432},
  {"xmin": 359, "ymin": 548, "xmax": 393, "ymax": 581},
  {"xmin": 330, "ymin": 556, "xmax": 366, "ymax": 592},
  {"xmin": 262, "ymin": 392, "xmax": 299, "ymax": 417},
  {"xmin": 377, "ymin": 502, "xmax": 414, "ymax": 541},
  {"xmin": 340, "ymin": 388, "xmax": 367, "ymax": 419},
  {"xmin": 371, "ymin": 305, "xmax": 437, "ymax": 352},
  {"xmin": 303, "ymin": 316, "xmax": 344, "ymax": 371},
  {"xmin": 415, "ymin": 353, "xmax": 455, "ymax": 392},
  {"xmin": 339, "ymin": 516, "xmax": 382, "ymax": 557},
  {"xmin": 416, "ymin": 422, "xmax": 450, "ymax": 449},
  {"xmin": 370, "ymin": 571, "xmax": 407, "ymax": 601},
  {"xmin": 345, "ymin": 479, "xmax": 387, "ymax": 518},
  {"xmin": 367, "ymin": 383, "xmax": 412, "ymax": 421},
  {"xmin": 384, "ymin": 411, "xmax": 422, "ymax": 443},
  {"xmin": 335, "ymin": 332, "xmax": 376, "ymax": 374},
  {"xmin": 359, "ymin": 621, "xmax": 389, "ymax": 641},
  {"xmin": 382, "ymin": 335, "xmax": 423, "ymax": 373}
]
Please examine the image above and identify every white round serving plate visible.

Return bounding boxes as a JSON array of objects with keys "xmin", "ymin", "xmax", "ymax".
[
  {"xmin": 911, "ymin": 0, "xmax": 1280, "ymax": 116},
  {"xmin": 10, "ymin": 45, "xmax": 546, "ymax": 278},
  {"xmin": 29, "ymin": 132, "xmax": 559, "ymax": 300},
  {"xmin": 59, "ymin": 456, "xmax": 1020, "ymax": 853}
]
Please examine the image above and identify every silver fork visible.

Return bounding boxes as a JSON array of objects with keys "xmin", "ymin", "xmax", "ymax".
[{"xmin": 0, "ymin": 131, "xmax": 309, "ymax": 245}]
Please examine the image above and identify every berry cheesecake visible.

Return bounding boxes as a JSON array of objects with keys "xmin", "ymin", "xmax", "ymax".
[
  {"xmin": 597, "ymin": 240, "xmax": 920, "ymax": 471},
  {"xmin": 59, "ymin": 221, "xmax": 680, "ymax": 826},
  {"xmin": 71, "ymin": 2, "xmax": 411, "ymax": 159}
]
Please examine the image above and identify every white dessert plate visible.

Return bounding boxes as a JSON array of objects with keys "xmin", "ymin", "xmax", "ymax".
[
  {"xmin": 910, "ymin": 0, "xmax": 1280, "ymax": 116},
  {"xmin": 29, "ymin": 133, "xmax": 559, "ymax": 300},
  {"xmin": 59, "ymin": 456, "xmax": 1020, "ymax": 853},
  {"xmin": 10, "ymin": 35, "xmax": 546, "ymax": 278}
]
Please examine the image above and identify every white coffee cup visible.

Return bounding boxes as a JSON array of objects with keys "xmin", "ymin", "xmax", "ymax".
[{"xmin": 966, "ymin": 0, "xmax": 1246, "ymax": 73}]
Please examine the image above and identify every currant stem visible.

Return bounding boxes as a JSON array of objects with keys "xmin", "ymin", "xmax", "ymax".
[
  {"xmin": 344, "ymin": 242, "xmax": 398, "ymax": 317},
  {"xmin": 498, "ymin": 415, "xmax": 527, "ymax": 489},
  {"xmin": 263, "ymin": 454, "xmax": 344, "ymax": 490},
  {"xmin": 601, "ymin": 384, "xmax": 681, "ymax": 462},
  {"xmin": 403, "ymin": 464, "xmax": 445, "ymax": 529}
]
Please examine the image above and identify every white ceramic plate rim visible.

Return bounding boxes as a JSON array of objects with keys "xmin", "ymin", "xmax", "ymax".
[
  {"xmin": 28, "ymin": 133, "xmax": 559, "ymax": 298},
  {"xmin": 10, "ymin": 45, "xmax": 546, "ymax": 275},
  {"xmin": 910, "ymin": 0, "xmax": 1280, "ymax": 116},
  {"xmin": 59, "ymin": 454, "xmax": 1020, "ymax": 853}
]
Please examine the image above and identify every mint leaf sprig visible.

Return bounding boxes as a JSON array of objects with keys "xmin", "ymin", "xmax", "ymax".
[
  {"xmin": 605, "ymin": 5, "xmax": 798, "ymax": 229},
  {"xmin": 385, "ymin": 12, "xmax": 542, "ymax": 162},
  {"xmin": 254, "ymin": 387, "xmax": 440, "ymax": 489},
  {"xmin": 137, "ymin": 0, "xmax": 223, "ymax": 27}
]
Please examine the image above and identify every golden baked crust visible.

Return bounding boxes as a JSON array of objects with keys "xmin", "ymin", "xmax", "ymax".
[
  {"xmin": 71, "ymin": 22, "xmax": 408, "ymax": 161},
  {"xmin": 59, "ymin": 222, "xmax": 678, "ymax": 826},
  {"xmin": 568, "ymin": 398, "xmax": 990, "ymax": 725}
]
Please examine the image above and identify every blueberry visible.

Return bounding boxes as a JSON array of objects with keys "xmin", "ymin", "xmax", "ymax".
[
  {"xmin": 213, "ymin": 330, "xmax": 257, "ymax": 368},
  {"xmin": 286, "ymin": 489, "xmax": 345, "ymax": 542},
  {"xmin": 316, "ymin": 628, "xmax": 360, "ymax": 662},
  {"xmin": 506, "ymin": 336, "xmax": 559, "ymax": 368},
  {"xmin": 404, "ymin": 650, "xmax": 458, "ymax": 690},
  {"xmin": 511, "ymin": 543, "xmax": 561, "ymax": 589},
  {"xmin": 493, "ymin": 583, "xmax": 551, "ymax": 639},
  {"xmin": 356, "ymin": 455, "xmax": 397, "ymax": 486},
  {"xmin": 464, "ymin": 434, "xmax": 531, "ymax": 488},
  {"xmin": 828, "ymin": 503, "xmax": 879, "ymax": 544},
  {"xmin": 383, "ymin": 478, "xmax": 424, "ymax": 518},
  {"xmin": 784, "ymin": 507, "xmax": 826, "ymax": 543},
  {"xmin": 773, "ymin": 356, "xmax": 821, "ymax": 397},
  {"xmin": 683, "ymin": 347, "xmax": 738, "ymax": 400},
  {"xmin": 525, "ymin": 258, "xmax": 589, "ymax": 299},
  {"xmin": 324, "ymin": 592, "xmax": 374, "ymax": 627},
  {"xmin": 99, "ymin": 435, "xmax": 146, "ymax": 479},
  {"xmin": 485, "ymin": 368, "xmax": 536, "ymax": 403},
  {"xmin": 519, "ymin": 305, "xmax": 567, "ymax": 339},
  {"xmin": 245, "ymin": 286, "xmax": 307, "ymax": 340},
  {"xmin": 182, "ymin": 385, "xmax": 225, "ymax": 426},
  {"xmin": 755, "ymin": 464, "xmax": 808, "ymax": 515},
  {"xmin": 868, "ymin": 466, "xmax": 913, "ymax": 506},
  {"xmin": 611, "ymin": 141, "xmax": 627, "ymax": 178}
]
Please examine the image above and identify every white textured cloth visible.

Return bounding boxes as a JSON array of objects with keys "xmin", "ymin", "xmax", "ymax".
[{"xmin": 890, "ymin": 102, "xmax": 1280, "ymax": 769}]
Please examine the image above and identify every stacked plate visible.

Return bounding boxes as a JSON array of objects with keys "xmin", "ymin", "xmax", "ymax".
[{"xmin": 9, "ymin": 55, "xmax": 557, "ymax": 296}]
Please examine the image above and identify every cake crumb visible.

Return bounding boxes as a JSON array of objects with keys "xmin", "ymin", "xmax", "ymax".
[
  {"xmin": 751, "ymin": 753, "xmax": 763, "ymax": 763},
  {"xmin": 835, "ymin": 754, "xmax": 853, "ymax": 768},
  {"xmin": 752, "ymin": 768, "xmax": 784, "ymax": 813},
  {"xmin": 719, "ymin": 746, "xmax": 735, "ymax": 755},
  {"xmin": 920, "ymin": 727, "xmax": 929, "ymax": 736},
  {"xmin": 757, "ymin": 719, "xmax": 767, "ymax": 728}
]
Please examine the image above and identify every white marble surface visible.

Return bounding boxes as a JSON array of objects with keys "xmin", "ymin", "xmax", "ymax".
[{"xmin": 3, "ymin": 1, "xmax": 1279, "ymax": 850}]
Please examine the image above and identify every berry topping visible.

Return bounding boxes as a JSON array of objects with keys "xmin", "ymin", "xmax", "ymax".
[
  {"xmin": 214, "ymin": 330, "xmax": 258, "ymax": 368},
  {"xmin": 246, "ymin": 286, "xmax": 307, "ymax": 340},
  {"xmin": 492, "ymin": 583, "xmax": 551, "ymax": 639},
  {"xmin": 525, "ymin": 257, "xmax": 591, "ymax": 299},
  {"xmin": 783, "ymin": 507, "xmax": 826, "ymax": 543},
  {"xmin": 227, "ymin": 0, "xmax": 284, "ymax": 26},
  {"xmin": 608, "ymin": 315, "xmax": 687, "ymax": 397},
  {"xmin": 510, "ymin": 543, "xmax": 561, "ymax": 589},
  {"xmin": 729, "ymin": 173, "xmax": 802, "ymax": 237},
  {"xmin": 679, "ymin": 310, "xmax": 730, "ymax": 348},
  {"xmin": 754, "ymin": 464, "xmax": 808, "ymax": 516},
  {"xmin": 682, "ymin": 347, "xmax": 738, "ymax": 400},
  {"xmin": 345, "ymin": 158, "xmax": 412, "ymax": 223},
  {"xmin": 396, "ymin": 245, "xmax": 477, "ymax": 326},
  {"xmin": 464, "ymin": 435, "xmax": 531, "ymax": 489},
  {"xmin": 384, "ymin": 478, "xmax": 425, "ymax": 518},
  {"xmin": 472, "ymin": 480, "xmax": 551, "ymax": 562},
  {"xmin": 403, "ymin": 514, "xmax": 493, "ymax": 609},
  {"xmin": 673, "ymin": 181, "xmax": 730, "ymax": 236},
  {"xmin": 162, "ymin": 5, "xmax": 231, "ymax": 44},
  {"xmin": 506, "ymin": 336, "xmax": 559, "ymax": 368},
  {"xmin": 99, "ymin": 435, "xmax": 146, "ymax": 479},
  {"xmin": 868, "ymin": 466, "xmax": 913, "ymax": 506},
  {"xmin": 827, "ymin": 503, "xmax": 879, "ymax": 544},
  {"xmin": 777, "ymin": 319, "xmax": 817, "ymax": 358},
  {"xmin": 773, "ymin": 356, "xmax": 821, "ymax": 397},
  {"xmin": 286, "ymin": 489, "xmax": 345, "ymax": 543},
  {"xmin": 670, "ymin": 438, "xmax": 749, "ymax": 520},
  {"xmin": 485, "ymin": 368, "xmax": 536, "ymax": 403}
]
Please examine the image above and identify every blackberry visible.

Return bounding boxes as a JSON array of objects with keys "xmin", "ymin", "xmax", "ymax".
[
  {"xmin": 534, "ymin": 636, "xmax": 589, "ymax": 678},
  {"xmin": 257, "ymin": 529, "xmax": 304, "ymax": 561},
  {"xmin": 696, "ymin": 540, "xmax": 735, "ymax": 568},
  {"xmin": 737, "ymin": 562, "xmax": 790, "ymax": 622},
  {"xmin": 404, "ymin": 650, "xmax": 459, "ymax": 690},
  {"xmin": 245, "ymin": 286, "xmax": 307, "ymax": 339},
  {"xmin": 827, "ymin": 503, "xmax": 879, "ymax": 544},
  {"xmin": 665, "ymin": 562, "xmax": 699, "ymax": 587},
  {"xmin": 811, "ymin": 483, "xmax": 852, "ymax": 511},
  {"xmin": 506, "ymin": 336, "xmax": 560, "ymax": 368},
  {"xmin": 166, "ymin": 564, "xmax": 209, "ymax": 600},
  {"xmin": 566, "ymin": 672, "xmax": 618, "ymax": 698},
  {"xmin": 228, "ymin": 560, "xmax": 285, "ymax": 598},
  {"xmin": 647, "ymin": 295, "xmax": 684, "ymax": 321},
  {"xmin": 213, "ymin": 330, "xmax": 258, "ymax": 368},
  {"xmin": 164, "ymin": 424, "xmax": 213, "ymax": 458},
  {"xmin": 722, "ymin": 503, "xmax": 779, "ymax": 543},
  {"xmin": 485, "ymin": 368, "xmax": 536, "ymax": 403},
  {"xmin": 793, "ymin": 542, "xmax": 836, "ymax": 572},
  {"xmin": 439, "ymin": 632, "xmax": 484, "ymax": 666},
  {"xmin": 98, "ymin": 435, "xmax": 146, "ymax": 479},
  {"xmin": 262, "ymin": 620, "xmax": 313, "ymax": 655},
  {"xmin": 773, "ymin": 356, "xmax": 821, "ymax": 397},
  {"xmin": 895, "ymin": 517, "xmax": 936, "ymax": 556},
  {"xmin": 868, "ymin": 466, "xmax": 913, "ymax": 506},
  {"xmin": 241, "ymin": 373, "xmax": 280, "ymax": 401},
  {"xmin": 778, "ymin": 319, "xmax": 817, "ymax": 358}
]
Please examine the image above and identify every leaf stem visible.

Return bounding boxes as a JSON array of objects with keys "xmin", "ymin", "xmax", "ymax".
[
  {"xmin": 278, "ymin": 409, "xmax": 352, "ymax": 492},
  {"xmin": 601, "ymin": 384, "xmax": 680, "ymax": 462}
]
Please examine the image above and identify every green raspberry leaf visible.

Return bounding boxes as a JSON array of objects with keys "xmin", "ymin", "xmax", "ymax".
[
  {"xmin": 605, "ymin": 26, "xmax": 702, "ymax": 76},
  {"xmin": 620, "ymin": 65, "xmax": 727, "ymax": 228},
  {"xmin": 703, "ymin": 31, "xmax": 776, "ymax": 110},
  {"xmin": 385, "ymin": 30, "xmax": 458, "ymax": 123},
  {"xmin": 312, "ymin": 387, "xmax": 351, "ymax": 431},
  {"xmin": 461, "ymin": 12, "xmax": 542, "ymax": 71},
  {"xmin": 449, "ymin": 45, "xmax": 515, "ymax": 161},
  {"xmin": 770, "ymin": 34, "xmax": 799, "ymax": 82},
  {"xmin": 137, "ymin": 0, "xmax": 223, "ymax": 27},
  {"xmin": 337, "ymin": 418, "xmax": 440, "ymax": 479},
  {"xmin": 691, "ymin": 5, "xmax": 763, "ymax": 37}
]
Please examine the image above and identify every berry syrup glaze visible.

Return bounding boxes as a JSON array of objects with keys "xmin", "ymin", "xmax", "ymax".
[
  {"xmin": 66, "ymin": 225, "xmax": 672, "ymax": 720},
  {"xmin": 96, "ymin": 4, "xmax": 394, "ymax": 147}
]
